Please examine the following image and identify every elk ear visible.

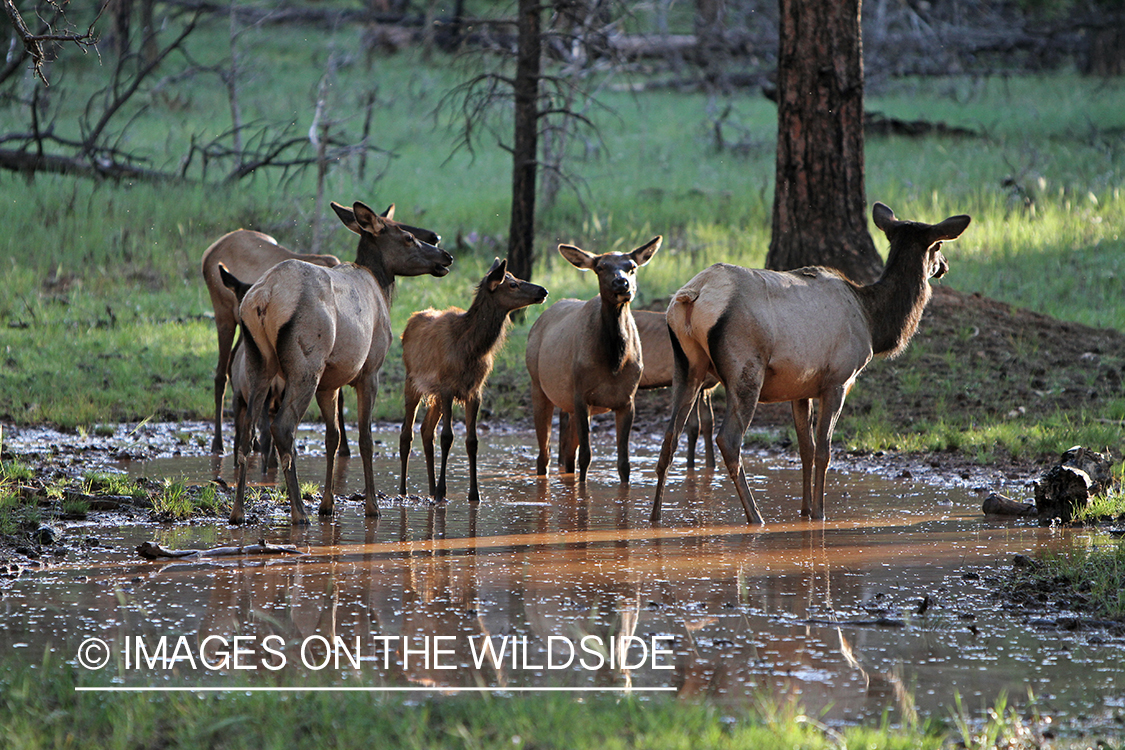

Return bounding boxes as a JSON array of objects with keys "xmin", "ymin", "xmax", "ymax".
[
  {"xmin": 559, "ymin": 244, "xmax": 597, "ymax": 271},
  {"xmin": 486, "ymin": 258, "xmax": 507, "ymax": 290},
  {"xmin": 871, "ymin": 202, "xmax": 897, "ymax": 233},
  {"xmin": 352, "ymin": 202, "xmax": 386, "ymax": 236},
  {"xmin": 931, "ymin": 214, "xmax": 971, "ymax": 242},
  {"xmin": 331, "ymin": 202, "xmax": 360, "ymax": 234},
  {"xmin": 380, "ymin": 204, "xmax": 396, "ymax": 220},
  {"xmin": 630, "ymin": 236, "xmax": 662, "ymax": 267}
]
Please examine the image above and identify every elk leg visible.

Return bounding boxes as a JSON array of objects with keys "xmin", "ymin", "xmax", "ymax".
[
  {"xmin": 270, "ymin": 372, "xmax": 318, "ymax": 526},
  {"xmin": 399, "ymin": 383, "xmax": 423, "ymax": 496},
  {"xmin": 356, "ymin": 378, "xmax": 379, "ymax": 518},
  {"xmin": 715, "ymin": 364, "xmax": 765, "ymax": 525},
  {"xmin": 436, "ymin": 394, "xmax": 455, "ymax": 501},
  {"xmin": 232, "ymin": 387, "xmax": 248, "ymax": 475},
  {"xmin": 231, "ymin": 344, "xmax": 272, "ymax": 525},
  {"xmin": 559, "ymin": 412, "xmax": 578, "ymax": 474},
  {"xmin": 792, "ymin": 398, "xmax": 815, "ymax": 517},
  {"xmin": 573, "ymin": 398, "xmax": 592, "ymax": 482},
  {"xmin": 259, "ymin": 387, "xmax": 276, "ymax": 473},
  {"xmin": 557, "ymin": 412, "xmax": 570, "ymax": 472},
  {"xmin": 701, "ymin": 389, "xmax": 716, "ymax": 470},
  {"xmin": 465, "ymin": 395, "xmax": 481, "ymax": 505},
  {"xmin": 212, "ymin": 320, "xmax": 236, "ymax": 454},
  {"xmin": 530, "ymin": 377, "xmax": 553, "ymax": 476},
  {"xmin": 317, "ymin": 388, "xmax": 340, "ymax": 517},
  {"xmin": 336, "ymin": 392, "xmax": 350, "ymax": 457},
  {"xmin": 420, "ymin": 399, "xmax": 441, "ymax": 497},
  {"xmin": 614, "ymin": 402, "xmax": 635, "ymax": 484},
  {"xmin": 686, "ymin": 394, "xmax": 701, "ymax": 470},
  {"xmin": 652, "ymin": 371, "xmax": 706, "ymax": 522},
  {"xmin": 809, "ymin": 387, "xmax": 847, "ymax": 520}
]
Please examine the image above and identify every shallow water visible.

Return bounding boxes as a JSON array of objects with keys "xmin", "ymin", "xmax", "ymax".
[{"xmin": 3, "ymin": 424, "xmax": 1123, "ymax": 725}]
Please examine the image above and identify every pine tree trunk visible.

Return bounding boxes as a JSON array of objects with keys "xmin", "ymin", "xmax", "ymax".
[
  {"xmin": 506, "ymin": 0, "xmax": 541, "ymax": 283},
  {"xmin": 767, "ymin": 0, "xmax": 883, "ymax": 285}
]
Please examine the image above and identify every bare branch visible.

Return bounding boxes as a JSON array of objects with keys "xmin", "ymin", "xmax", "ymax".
[{"xmin": 2, "ymin": 0, "xmax": 103, "ymax": 84}]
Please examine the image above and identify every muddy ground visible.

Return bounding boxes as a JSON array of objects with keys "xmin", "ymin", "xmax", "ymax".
[{"xmin": 2, "ymin": 286, "xmax": 1124, "ymax": 613}]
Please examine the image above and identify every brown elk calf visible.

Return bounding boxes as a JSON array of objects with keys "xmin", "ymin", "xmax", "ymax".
[
  {"xmin": 526, "ymin": 237, "xmax": 661, "ymax": 483},
  {"xmin": 399, "ymin": 258, "xmax": 548, "ymax": 503},
  {"xmin": 232, "ymin": 201, "xmax": 453, "ymax": 525}
]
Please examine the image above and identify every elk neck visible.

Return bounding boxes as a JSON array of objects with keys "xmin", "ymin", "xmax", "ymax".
[
  {"xmin": 354, "ymin": 235, "xmax": 398, "ymax": 302},
  {"xmin": 599, "ymin": 295, "xmax": 634, "ymax": 375},
  {"xmin": 854, "ymin": 242, "xmax": 934, "ymax": 358},
  {"xmin": 456, "ymin": 287, "xmax": 515, "ymax": 364}
]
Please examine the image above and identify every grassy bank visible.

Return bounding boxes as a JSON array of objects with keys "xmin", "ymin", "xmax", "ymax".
[
  {"xmin": 0, "ymin": 17, "xmax": 1122, "ymax": 463},
  {"xmin": 8, "ymin": 660, "xmax": 1076, "ymax": 750}
]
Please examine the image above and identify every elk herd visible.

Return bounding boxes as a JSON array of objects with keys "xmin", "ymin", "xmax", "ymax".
[{"xmin": 203, "ymin": 199, "xmax": 969, "ymax": 527}]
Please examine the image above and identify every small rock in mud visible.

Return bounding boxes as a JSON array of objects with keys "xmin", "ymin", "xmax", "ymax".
[
  {"xmin": 982, "ymin": 492, "xmax": 1036, "ymax": 516},
  {"xmin": 31, "ymin": 526, "xmax": 58, "ymax": 545}
]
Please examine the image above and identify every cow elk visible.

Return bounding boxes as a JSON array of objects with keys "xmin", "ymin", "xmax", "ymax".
[
  {"xmin": 399, "ymin": 258, "xmax": 548, "ymax": 503},
  {"xmin": 651, "ymin": 203, "xmax": 970, "ymax": 524},
  {"xmin": 201, "ymin": 206, "xmax": 439, "ymax": 456},
  {"xmin": 231, "ymin": 201, "xmax": 453, "ymax": 525},
  {"xmin": 526, "ymin": 237, "xmax": 661, "ymax": 483}
]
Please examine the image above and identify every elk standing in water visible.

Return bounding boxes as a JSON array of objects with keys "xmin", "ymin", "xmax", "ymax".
[
  {"xmin": 201, "ymin": 206, "xmax": 439, "ymax": 456},
  {"xmin": 526, "ymin": 237, "xmax": 661, "ymax": 483},
  {"xmin": 399, "ymin": 258, "xmax": 548, "ymax": 503},
  {"xmin": 651, "ymin": 203, "xmax": 970, "ymax": 524},
  {"xmin": 231, "ymin": 201, "xmax": 453, "ymax": 525}
]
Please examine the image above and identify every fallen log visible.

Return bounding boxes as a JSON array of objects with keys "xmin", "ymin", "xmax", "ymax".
[{"xmin": 136, "ymin": 540, "xmax": 303, "ymax": 560}]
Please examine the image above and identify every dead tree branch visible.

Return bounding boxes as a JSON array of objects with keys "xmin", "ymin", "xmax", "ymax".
[{"xmin": 2, "ymin": 0, "xmax": 103, "ymax": 84}]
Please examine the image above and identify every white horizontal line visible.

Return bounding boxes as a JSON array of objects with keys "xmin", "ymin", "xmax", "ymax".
[{"xmin": 75, "ymin": 686, "xmax": 677, "ymax": 693}]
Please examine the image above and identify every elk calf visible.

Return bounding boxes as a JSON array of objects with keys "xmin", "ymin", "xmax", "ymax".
[
  {"xmin": 232, "ymin": 201, "xmax": 453, "ymax": 525},
  {"xmin": 526, "ymin": 237, "xmax": 661, "ymax": 483},
  {"xmin": 399, "ymin": 259, "xmax": 548, "ymax": 503},
  {"xmin": 652, "ymin": 203, "xmax": 970, "ymax": 524}
]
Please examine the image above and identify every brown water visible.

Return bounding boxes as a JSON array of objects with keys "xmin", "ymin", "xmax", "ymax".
[{"xmin": 3, "ymin": 424, "xmax": 1123, "ymax": 726}]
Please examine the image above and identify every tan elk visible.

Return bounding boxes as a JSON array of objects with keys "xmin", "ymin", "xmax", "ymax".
[
  {"xmin": 231, "ymin": 201, "xmax": 453, "ymax": 525},
  {"xmin": 526, "ymin": 237, "xmax": 661, "ymax": 483},
  {"xmin": 651, "ymin": 203, "xmax": 970, "ymax": 524},
  {"xmin": 399, "ymin": 258, "xmax": 548, "ymax": 503},
  {"xmin": 201, "ymin": 206, "xmax": 439, "ymax": 455}
]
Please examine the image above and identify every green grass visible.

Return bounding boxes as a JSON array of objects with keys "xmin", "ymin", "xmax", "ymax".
[
  {"xmin": 0, "ymin": 659, "xmax": 953, "ymax": 750},
  {"xmin": 1020, "ymin": 533, "xmax": 1125, "ymax": 620}
]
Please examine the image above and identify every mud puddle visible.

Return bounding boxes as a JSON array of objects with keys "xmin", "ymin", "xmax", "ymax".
[{"xmin": 1, "ymin": 422, "xmax": 1122, "ymax": 730}]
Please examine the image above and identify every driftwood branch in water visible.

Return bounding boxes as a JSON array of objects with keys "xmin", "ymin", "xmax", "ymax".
[{"xmin": 136, "ymin": 539, "xmax": 303, "ymax": 560}]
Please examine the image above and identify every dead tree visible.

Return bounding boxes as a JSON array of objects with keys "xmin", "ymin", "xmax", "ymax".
[{"xmin": 442, "ymin": 1, "xmax": 615, "ymax": 282}]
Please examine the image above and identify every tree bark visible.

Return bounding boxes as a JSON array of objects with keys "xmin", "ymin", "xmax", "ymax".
[
  {"xmin": 767, "ymin": 0, "xmax": 883, "ymax": 285},
  {"xmin": 506, "ymin": 0, "xmax": 541, "ymax": 283}
]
